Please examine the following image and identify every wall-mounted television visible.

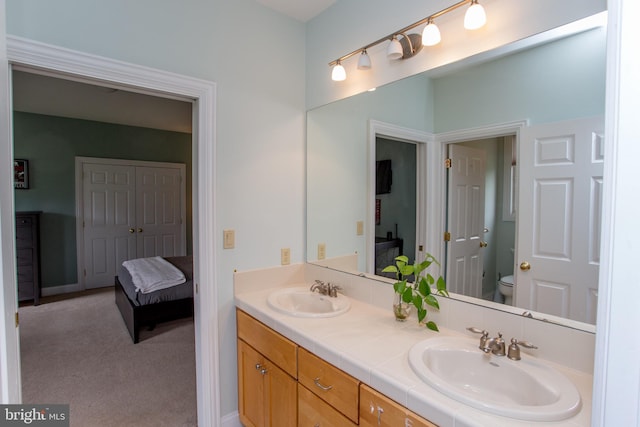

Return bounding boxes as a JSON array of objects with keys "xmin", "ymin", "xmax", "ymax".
[{"xmin": 376, "ymin": 159, "xmax": 392, "ymax": 195}]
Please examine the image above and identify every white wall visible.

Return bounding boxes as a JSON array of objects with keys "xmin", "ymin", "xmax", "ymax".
[{"xmin": 6, "ymin": 0, "xmax": 306, "ymax": 417}]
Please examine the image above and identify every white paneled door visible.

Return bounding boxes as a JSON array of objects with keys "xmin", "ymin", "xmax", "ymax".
[
  {"xmin": 517, "ymin": 117, "xmax": 604, "ymax": 323},
  {"xmin": 80, "ymin": 159, "xmax": 186, "ymax": 289},
  {"xmin": 446, "ymin": 144, "xmax": 486, "ymax": 299}
]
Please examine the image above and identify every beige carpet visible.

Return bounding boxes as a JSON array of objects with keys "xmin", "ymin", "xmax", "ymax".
[{"xmin": 19, "ymin": 288, "xmax": 197, "ymax": 427}]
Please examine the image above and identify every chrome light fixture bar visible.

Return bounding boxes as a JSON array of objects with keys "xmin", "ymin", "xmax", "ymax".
[{"xmin": 329, "ymin": 0, "xmax": 486, "ymax": 81}]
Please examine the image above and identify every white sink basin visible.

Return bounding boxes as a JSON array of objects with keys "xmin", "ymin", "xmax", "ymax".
[
  {"xmin": 267, "ymin": 287, "xmax": 351, "ymax": 318},
  {"xmin": 408, "ymin": 336, "xmax": 581, "ymax": 421}
]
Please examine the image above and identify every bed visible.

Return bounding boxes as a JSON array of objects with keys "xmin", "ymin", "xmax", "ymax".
[{"xmin": 115, "ymin": 255, "xmax": 194, "ymax": 343}]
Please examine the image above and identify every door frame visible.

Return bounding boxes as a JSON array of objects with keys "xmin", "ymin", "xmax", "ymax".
[
  {"xmin": 6, "ymin": 36, "xmax": 219, "ymax": 426},
  {"xmin": 367, "ymin": 120, "xmax": 431, "ymax": 274},
  {"xmin": 75, "ymin": 156, "xmax": 187, "ymax": 290},
  {"xmin": 432, "ymin": 120, "xmax": 528, "ymax": 275}
]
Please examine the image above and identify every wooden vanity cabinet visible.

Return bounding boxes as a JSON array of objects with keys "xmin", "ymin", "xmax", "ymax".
[
  {"xmin": 298, "ymin": 347, "xmax": 360, "ymax": 423},
  {"xmin": 360, "ymin": 384, "xmax": 437, "ymax": 427},
  {"xmin": 298, "ymin": 383, "xmax": 357, "ymax": 426},
  {"xmin": 237, "ymin": 310, "xmax": 297, "ymax": 427}
]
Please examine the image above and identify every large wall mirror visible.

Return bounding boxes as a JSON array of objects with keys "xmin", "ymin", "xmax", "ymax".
[{"xmin": 307, "ymin": 14, "xmax": 606, "ymax": 331}]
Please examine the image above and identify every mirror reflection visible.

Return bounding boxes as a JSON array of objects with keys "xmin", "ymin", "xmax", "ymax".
[{"xmin": 307, "ymin": 18, "xmax": 606, "ymax": 328}]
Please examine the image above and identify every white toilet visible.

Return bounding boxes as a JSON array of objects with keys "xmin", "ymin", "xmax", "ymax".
[{"xmin": 498, "ymin": 275, "xmax": 515, "ymax": 305}]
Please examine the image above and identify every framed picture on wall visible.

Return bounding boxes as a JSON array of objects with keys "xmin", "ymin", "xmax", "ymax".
[{"xmin": 14, "ymin": 159, "xmax": 29, "ymax": 189}]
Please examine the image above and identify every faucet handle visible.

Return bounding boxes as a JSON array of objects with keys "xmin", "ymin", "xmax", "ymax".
[
  {"xmin": 467, "ymin": 327, "xmax": 490, "ymax": 350},
  {"xmin": 466, "ymin": 326, "xmax": 486, "ymax": 335},
  {"xmin": 507, "ymin": 338, "xmax": 538, "ymax": 360}
]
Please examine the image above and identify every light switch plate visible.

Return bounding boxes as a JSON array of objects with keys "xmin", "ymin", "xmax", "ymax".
[
  {"xmin": 223, "ymin": 229, "xmax": 235, "ymax": 249},
  {"xmin": 318, "ymin": 243, "xmax": 326, "ymax": 260},
  {"xmin": 356, "ymin": 220, "xmax": 364, "ymax": 236},
  {"xmin": 281, "ymin": 248, "xmax": 291, "ymax": 265}
]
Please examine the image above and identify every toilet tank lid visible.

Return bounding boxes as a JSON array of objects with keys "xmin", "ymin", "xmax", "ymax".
[{"xmin": 499, "ymin": 275, "xmax": 514, "ymax": 285}]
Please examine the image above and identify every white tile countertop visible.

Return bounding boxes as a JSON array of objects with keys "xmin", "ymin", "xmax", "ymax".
[{"xmin": 234, "ymin": 267, "xmax": 593, "ymax": 427}]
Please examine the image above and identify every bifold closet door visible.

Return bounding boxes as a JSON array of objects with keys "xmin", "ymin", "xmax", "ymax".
[
  {"xmin": 83, "ymin": 163, "xmax": 137, "ymax": 288},
  {"xmin": 82, "ymin": 161, "xmax": 185, "ymax": 288},
  {"xmin": 135, "ymin": 166, "xmax": 184, "ymax": 258}
]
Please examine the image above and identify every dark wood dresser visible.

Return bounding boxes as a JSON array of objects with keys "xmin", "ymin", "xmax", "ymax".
[{"xmin": 16, "ymin": 211, "xmax": 41, "ymax": 305}]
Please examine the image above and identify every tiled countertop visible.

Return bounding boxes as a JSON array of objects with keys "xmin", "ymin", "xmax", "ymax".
[{"xmin": 235, "ymin": 282, "xmax": 593, "ymax": 427}]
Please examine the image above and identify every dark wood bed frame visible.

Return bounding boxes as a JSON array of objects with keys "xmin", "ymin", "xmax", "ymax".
[{"xmin": 115, "ymin": 276, "xmax": 194, "ymax": 343}]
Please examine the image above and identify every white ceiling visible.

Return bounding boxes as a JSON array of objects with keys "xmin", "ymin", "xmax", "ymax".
[
  {"xmin": 11, "ymin": 1, "xmax": 334, "ymax": 133},
  {"xmin": 256, "ymin": 0, "xmax": 335, "ymax": 22}
]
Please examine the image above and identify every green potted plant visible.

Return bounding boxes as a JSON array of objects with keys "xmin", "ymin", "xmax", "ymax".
[{"xmin": 382, "ymin": 253, "xmax": 448, "ymax": 331}]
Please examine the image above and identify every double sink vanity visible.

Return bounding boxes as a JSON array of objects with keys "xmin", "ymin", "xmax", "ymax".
[{"xmin": 235, "ymin": 263, "xmax": 593, "ymax": 426}]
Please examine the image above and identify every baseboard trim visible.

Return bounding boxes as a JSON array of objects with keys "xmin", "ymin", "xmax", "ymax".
[
  {"xmin": 221, "ymin": 411, "xmax": 241, "ymax": 427},
  {"xmin": 40, "ymin": 283, "xmax": 82, "ymax": 297}
]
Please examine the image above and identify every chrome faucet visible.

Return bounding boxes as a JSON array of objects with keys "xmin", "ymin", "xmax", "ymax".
[
  {"xmin": 310, "ymin": 280, "xmax": 342, "ymax": 297},
  {"xmin": 481, "ymin": 332, "xmax": 506, "ymax": 356},
  {"xmin": 468, "ymin": 327, "xmax": 538, "ymax": 360},
  {"xmin": 310, "ymin": 280, "xmax": 328, "ymax": 295}
]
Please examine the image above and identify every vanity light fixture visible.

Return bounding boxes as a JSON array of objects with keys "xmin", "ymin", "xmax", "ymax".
[
  {"xmin": 386, "ymin": 36, "xmax": 403, "ymax": 60},
  {"xmin": 328, "ymin": 0, "xmax": 488, "ymax": 81},
  {"xmin": 422, "ymin": 18, "xmax": 442, "ymax": 46},
  {"xmin": 331, "ymin": 60, "xmax": 346, "ymax": 81},
  {"xmin": 357, "ymin": 50, "xmax": 372, "ymax": 70},
  {"xmin": 464, "ymin": 0, "xmax": 487, "ymax": 30}
]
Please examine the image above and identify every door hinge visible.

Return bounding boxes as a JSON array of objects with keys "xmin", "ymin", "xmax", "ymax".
[
  {"xmin": 15, "ymin": 312, "xmax": 19, "ymax": 328},
  {"xmin": 445, "ymin": 158, "xmax": 452, "ymax": 168},
  {"xmin": 418, "ymin": 245, "xmax": 424, "ymax": 252},
  {"xmin": 444, "ymin": 231, "xmax": 451, "ymax": 242}
]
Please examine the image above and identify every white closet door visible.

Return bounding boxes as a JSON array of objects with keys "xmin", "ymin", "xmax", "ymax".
[
  {"xmin": 135, "ymin": 166, "xmax": 185, "ymax": 258},
  {"xmin": 83, "ymin": 163, "xmax": 136, "ymax": 288},
  {"xmin": 446, "ymin": 144, "xmax": 486, "ymax": 298},
  {"xmin": 517, "ymin": 116, "xmax": 604, "ymax": 323},
  {"xmin": 80, "ymin": 158, "xmax": 186, "ymax": 288}
]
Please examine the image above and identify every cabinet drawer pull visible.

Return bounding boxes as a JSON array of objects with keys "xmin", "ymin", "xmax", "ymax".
[{"xmin": 313, "ymin": 377, "xmax": 333, "ymax": 391}]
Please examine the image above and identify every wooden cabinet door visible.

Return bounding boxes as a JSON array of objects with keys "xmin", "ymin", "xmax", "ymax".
[
  {"xmin": 360, "ymin": 384, "xmax": 437, "ymax": 427},
  {"xmin": 264, "ymin": 358, "xmax": 296, "ymax": 427},
  {"xmin": 238, "ymin": 340, "xmax": 265, "ymax": 427},
  {"xmin": 238, "ymin": 339, "xmax": 296, "ymax": 427}
]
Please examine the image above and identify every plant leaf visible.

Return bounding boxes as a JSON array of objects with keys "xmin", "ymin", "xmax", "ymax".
[
  {"xmin": 399, "ymin": 264, "xmax": 414, "ymax": 276},
  {"xmin": 417, "ymin": 307, "xmax": 427, "ymax": 322},
  {"xmin": 395, "ymin": 255, "xmax": 409, "ymax": 264},
  {"xmin": 425, "ymin": 321, "xmax": 439, "ymax": 332},
  {"xmin": 402, "ymin": 288, "xmax": 413, "ymax": 303},
  {"xmin": 437, "ymin": 276, "xmax": 447, "ymax": 292},
  {"xmin": 393, "ymin": 281, "xmax": 406, "ymax": 294},
  {"xmin": 418, "ymin": 277, "xmax": 429, "ymax": 296},
  {"xmin": 424, "ymin": 294, "xmax": 440, "ymax": 310},
  {"xmin": 381, "ymin": 265, "xmax": 398, "ymax": 273}
]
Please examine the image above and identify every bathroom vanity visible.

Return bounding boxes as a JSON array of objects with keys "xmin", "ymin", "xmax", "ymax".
[{"xmin": 234, "ymin": 263, "xmax": 594, "ymax": 427}]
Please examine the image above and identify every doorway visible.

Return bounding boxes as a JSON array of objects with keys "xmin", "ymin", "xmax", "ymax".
[{"xmin": 5, "ymin": 37, "xmax": 219, "ymax": 425}]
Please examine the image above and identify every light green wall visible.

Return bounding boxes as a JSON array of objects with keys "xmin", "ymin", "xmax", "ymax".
[
  {"xmin": 7, "ymin": 0, "xmax": 306, "ymax": 417},
  {"xmin": 13, "ymin": 112, "xmax": 193, "ymax": 289},
  {"xmin": 433, "ymin": 27, "xmax": 606, "ymax": 132}
]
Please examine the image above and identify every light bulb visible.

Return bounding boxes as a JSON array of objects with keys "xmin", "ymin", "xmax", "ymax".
[
  {"xmin": 464, "ymin": 1, "xmax": 486, "ymax": 30},
  {"xmin": 331, "ymin": 62, "xmax": 346, "ymax": 81},
  {"xmin": 422, "ymin": 21, "xmax": 441, "ymax": 46},
  {"xmin": 387, "ymin": 36, "xmax": 403, "ymax": 60},
  {"xmin": 357, "ymin": 50, "xmax": 371, "ymax": 70}
]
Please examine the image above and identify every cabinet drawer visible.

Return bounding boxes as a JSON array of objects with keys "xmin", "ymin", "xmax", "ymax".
[
  {"xmin": 298, "ymin": 347, "xmax": 359, "ymax": 423},
  {"xmin": 298, "ymin": 383, "xmax": 357, "ymax": 427},
  {"xmin": 360, "ymin": 384, "xmax": 437, "ymax": 427},
  {"xmin": 236, "ymin": 309, "xmax": 297, "ymax": 377}
]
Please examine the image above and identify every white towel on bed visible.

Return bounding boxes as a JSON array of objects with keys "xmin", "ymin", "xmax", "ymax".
[{"xmin": 122, "ymin": 256, "xmax": 186, "ymax": 294}]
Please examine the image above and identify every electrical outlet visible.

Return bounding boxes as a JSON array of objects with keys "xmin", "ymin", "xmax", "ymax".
[
  {"xmin": 318, "ymin": 243, "xmax": 326, "ymax": 260},
  {"xmin": 281, "ymin": 248, "xmax": 291, "ymax": 265},
  {"xmin": 223, "ymin": 229, "xmax": 235, "ymax": 249},
  {"xmin": 356, "ymin": 220, "xmax": 364, "ymax": 236}
]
